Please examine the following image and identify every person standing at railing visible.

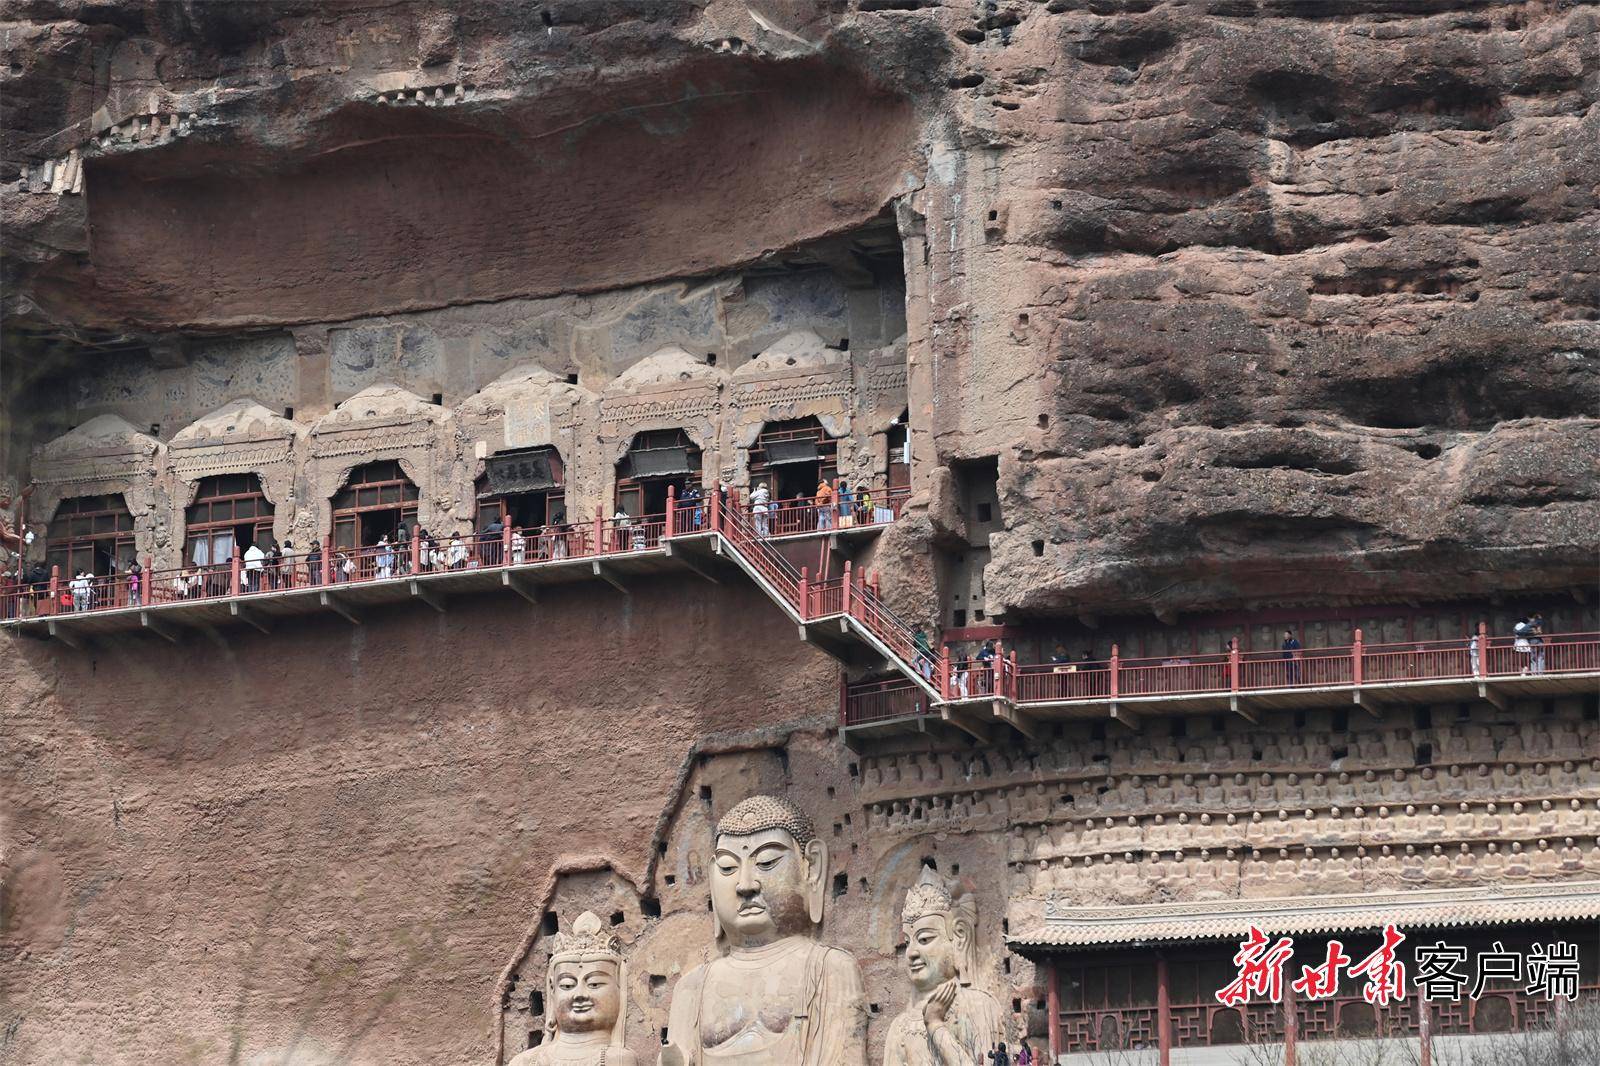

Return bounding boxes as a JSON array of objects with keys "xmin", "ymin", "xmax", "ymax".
[
  {"xmin": 447, "ymin": 534, "xmax": 467, "ymax": 570},
  {"xmin": 912, "ymin": 625, "xmax": 936, "ymax": 681},
  {"xmin": 682, "ymin": 483, "xmax": 703, "ymax": 529},
  {"xmin": 750, "ymin": 482, "xmax": 771, "ymax": 537},
  {"xmin": 243, "ymin": 540, "xmax": 266, "ymax": 592},
  {"xmin": 279, "ymin": 540, "xmax": 295, "ymax": 588},
  {"xmin": 306, "ymin": 541, "xmax": 323, "ymax": 585},
  {"xmin": 1282, "ymin": 630, "xmax": 1302, "ymax": 684},
  {"xmin": 70, "ymin": 570, "xmax": 91, "ymax": 612},
  {"xmin": 128, "ymin": 560, "xmax": 142, "ymax": 606},
  {"xmin": 836, "ymin": 480, "xmax": 854, "ymax": 528},
  {"xmin": 975, "ymin": 639, "xmax": 997, "ymax": 695},
  {"xmin": 336, "ymin": 550, "xmax": 354, "ymax": 582},
  {"xmin": 815, "ymin": 477, "xmax": 834, "ymax": 530},
  {"xmin": 480, "ymin": 515, "xmax": 504, "ymax": 567},
  {"xmin": 1513, "ymin": 615, "xmax": 1545, "ymax": 675},
  {"xmin": 375, "ymin": 535, "xmax": 395, "ymax": 580},
  {"xmin": 510, "ymin": 527, "xmax": 526, "ymax": 566},
  {"xmin": 395, "ymin": 522, "xmax": 410, "ymax": 574},
  {"xmin": 551, "ymin": 521, "xmax": 569, "ymax": 560}
]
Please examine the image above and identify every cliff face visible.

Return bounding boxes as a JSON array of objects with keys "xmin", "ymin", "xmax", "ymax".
[
  {"xmin": 5, "ymin": 0, "xmax": 1595, "ymax": 621},
  {"xmin": 1, "ymin": 5, "xmax": 1598, "ymax": 1063}
]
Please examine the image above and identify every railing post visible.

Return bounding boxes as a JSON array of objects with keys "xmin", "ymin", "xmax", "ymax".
[
  {"xmin": 799, "ymin": 566, "xmax": 810, "ymax": 621},
  {"xmin": 1476, "ymin": 620, "xmax": 1488, "ymax": 678},
  {"xmin": 711, "ymin": 485, "xmax": 722, "ymax": 535},
  {"xmin": 1110, "ymin": 643, "xmax": 1121, "ymax": 700},
  {"xmin": 1229, "ymin": 639, "xmax": 1241, "ymax": 692},
  {"xmin": 1419, "ymin": 998, "xmax": 1432, "ymax": 1066},
  {"xmin": 594, "ymin": 506, "xmax": 605, "ymax": 554},
  {"xmin": 411, "ymin": 527, "xmax": 422, "ymax": 573},
  {"xmin": 321, "ymin": 535, "xmax": 333, "ymax": 585},
  {"xmin": 501, "ymin": 516, "xmax": 512, "ymax": 563},
  {"xmin": 48, "ymin": 565, "xmax": 60, "ymax": 614},
  {"xmin": 842, "ymin": 561, "xmax": 853, "ymax": 615},
  {"xmin": 1009, "ymin": 650, "xmax": 1018, "ymax": 701},
  {"xmin": 666, "ymin": 484, "xmax": 677, "ymax": 537},
  {"xmin": 230, "ymin": 548, "xmax": 242, "ymax": 597},
  {"xmin": 1353, "ymin": 628, "xmax": 1364, "ymax": 686},
  {"xmin": 941, "ymin": 643, "xmax": 952, "ymax": 700}
]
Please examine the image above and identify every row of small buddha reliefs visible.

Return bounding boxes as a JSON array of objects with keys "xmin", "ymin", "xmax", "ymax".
[
  {"xmin": 1022, "ymin": 837, "xmax": 1600, "ymax": 905},
  {"xmin": 865, "ymin": 761, "xmax": 1600, "ymax": 834},
  {"xmin": 858, "ymin": 715, "xmax": 1597, "ymax": 805},
  {"xmin": 511, "ymin": 795, "xmax": 1008, "ymax": 1066}
]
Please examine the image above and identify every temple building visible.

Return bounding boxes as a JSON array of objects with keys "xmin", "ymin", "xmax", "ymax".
[{"xmin": 2, "ymin": 4, "xmax": 1598, "ymax": 1066}]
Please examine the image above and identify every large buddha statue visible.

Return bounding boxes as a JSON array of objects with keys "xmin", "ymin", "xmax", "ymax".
[
  {"xmin": 510, "ymin": 910, "xmax": 637, "ymax": 1066},
  {"xmin": 661, "ymin": 795, "xmax": 867, "ymax": 1066},
  {"xmin": 883, "ymin": 867, "xmax": 1005, "ymax": 1066}
]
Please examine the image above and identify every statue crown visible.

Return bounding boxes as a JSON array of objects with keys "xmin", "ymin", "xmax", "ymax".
[
  {"xmin": 902, "ymin": 865, "xmax": 958, "ymax": 924},
  {"xmin": 549, "ymin": 910, "xmax": 622, "ymax": 963}
]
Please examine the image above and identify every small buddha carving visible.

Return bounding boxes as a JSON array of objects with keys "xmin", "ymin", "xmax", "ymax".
[
  {"xmin": 662, "ymin": 795, "xmax": 867, "ymax": 1066},
  {"xmin": 509, "ymin": 911, "xmax": 637, "ymax": 1066}
]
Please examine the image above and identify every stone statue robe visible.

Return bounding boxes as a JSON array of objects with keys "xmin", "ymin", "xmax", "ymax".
[
  {"xmin": 882, "ymin": 986, "xmax": 1005, "ymax": 1066},
  {"xmin": 665, "ymin": 937, "xmax": 867, "ymax": 1066}
]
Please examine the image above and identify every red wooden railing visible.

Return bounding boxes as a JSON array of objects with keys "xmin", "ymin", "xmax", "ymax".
[
  {"xmin": 1006, "ymin": 630, "xmax": 1600, "ymax": 709},
  {"xmin": 842, "ymin": 676, "xmax": 929, "ymax": 725}
]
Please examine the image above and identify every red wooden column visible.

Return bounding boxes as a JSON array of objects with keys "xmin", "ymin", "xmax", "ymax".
[
  {"xmin": 665, "ymin": 484, "xmax": 677, "ymax": 537},
  {"xmin": 1353, "ymin": 627, "xmax": 1365, "ymax": 686},
  {"xmin": 411, "ymin": 528, "xmax": 422, "ymax": 573},
  {"xmin": 1229, "ymin": 638, "xmax": 1241, "ymax": 691},
  {"xmin": 1010, "ymin": 650, "xmax": 1019, "ymax": 701},
  {"xmin": 1110, "ymin": 643, "xmax": 1121, "ymax": 700},
  {"xmin": 1419, "ymin": 998, "xmax": 1432, "ymax": 1066},
  {"xmin": 230, "ymin": 548, "xmax": 242, "ymax": 597},
  {"xmin": 1045, "ymin": 959, "xmax": 1062, "ymax": 1060},
  {"xmin": 1476, "ymin": 620, "xmax": 1489, "ymax": 677},
  {"xmin": 940, "ymin": 644, "xmax": 953, "ymax": 700},
  {"xmin": 798, "ymin": 567, "xmax": 810, "ymax": 620},
  {"xmin": 501, "ymin": 516, "xmax": 513, "ymax": 562},
  {"xmin": 1157, "ymin": 955, "xmax": 1172, "ymax": 1066},
  {"xmin": 841, "ymin": 561, "xmax": 853, "ymax": 614},
  {"xmin": 1283, "ymin": 971, "xmax": 1297, "ymax": 1066},
  {"xmin": 594, "ymin": 506, "xmax": 605, "ymax": 554},
  {"xmin": 48, "ymin": 565, "xmax": 60, "ymax": 615},
  {"xmin": 321, "ymin": 534, "xmax": 333, "ymax": 585},
  {"xmin": 710, "ymin": 485, "xmax": 722, "ymax": 534}
]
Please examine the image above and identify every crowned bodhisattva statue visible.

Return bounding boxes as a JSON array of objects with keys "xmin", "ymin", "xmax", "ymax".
[
  {"xmin": 882, "ymin": 867, "xmax": 1005, "ymax": 1066},
  {"xmin": 661, "ymin": 795, "xmax": 868, "ymax": 1066},
  {"xmin": 510, "ymin": 910, "xmax": 638, "ymax": 1066}
]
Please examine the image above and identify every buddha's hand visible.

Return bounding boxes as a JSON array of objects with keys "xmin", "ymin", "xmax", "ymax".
[
  {"xmin": 923, "ymin": 978, "xmax": 958, "ymax": 1027},
  {"xmin": 659, "ymin": 1043, "xmax": 690, "ymax": 1066}
]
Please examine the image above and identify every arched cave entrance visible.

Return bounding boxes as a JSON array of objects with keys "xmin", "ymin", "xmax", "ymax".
[
  {"xmin": 185, "ymin": 473, "xmax": 273, "ymax": 566},
  {"xmin": 475, "ymin": 446, "xmax": 566, "ymax": 532},
  {"xmin": 749, "ymin": 417, "xmax": 837, "ymax": 504},
  {"xmin": 615, "ymin": 430, "xmax": 701, "ymax": 518},
  {"xmin": 332, "ymin": 460, "xmax": 418, "ymax": 549},
  {"xmin": 46, "ymin": 493, "xmax": 135, "ymax": 577}
]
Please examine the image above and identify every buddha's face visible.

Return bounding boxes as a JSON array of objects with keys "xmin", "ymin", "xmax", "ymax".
[
  {"xmin": 712, "ymin": 828, "xmax": 811, "ymax": 947},
  {"xmin": 904, "ymin": 914, "xmax": 962, "ymax": 993},
  {"xmin": 550, "ymin": 958, "xmax": 620, "ymax": 1035}
]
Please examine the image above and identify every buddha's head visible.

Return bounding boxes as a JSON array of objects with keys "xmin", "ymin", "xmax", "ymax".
[
  {"xmin": 544, "ymin": 911, "xmax": 627, "ymax": 1046},
  {"xmin": 711, "ymin": 795, "xmax": 827, "ymax": 947},
  {"xmin": 901, "ymin": 866, "xmax": 978, "ymax": 993}
]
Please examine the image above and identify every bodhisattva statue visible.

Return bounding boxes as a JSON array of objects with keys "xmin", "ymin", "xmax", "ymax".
[
  {"xmin": 883, "ymin": 867, "xmax": 1005, "ymax": 1066},
  {"xmin": 510, "ymin": 910, "xmax": 638, "ymax": 1066},
  {"xmin": 661, "ymin": 795, "xmax": 868, "ymax": 1066}
]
